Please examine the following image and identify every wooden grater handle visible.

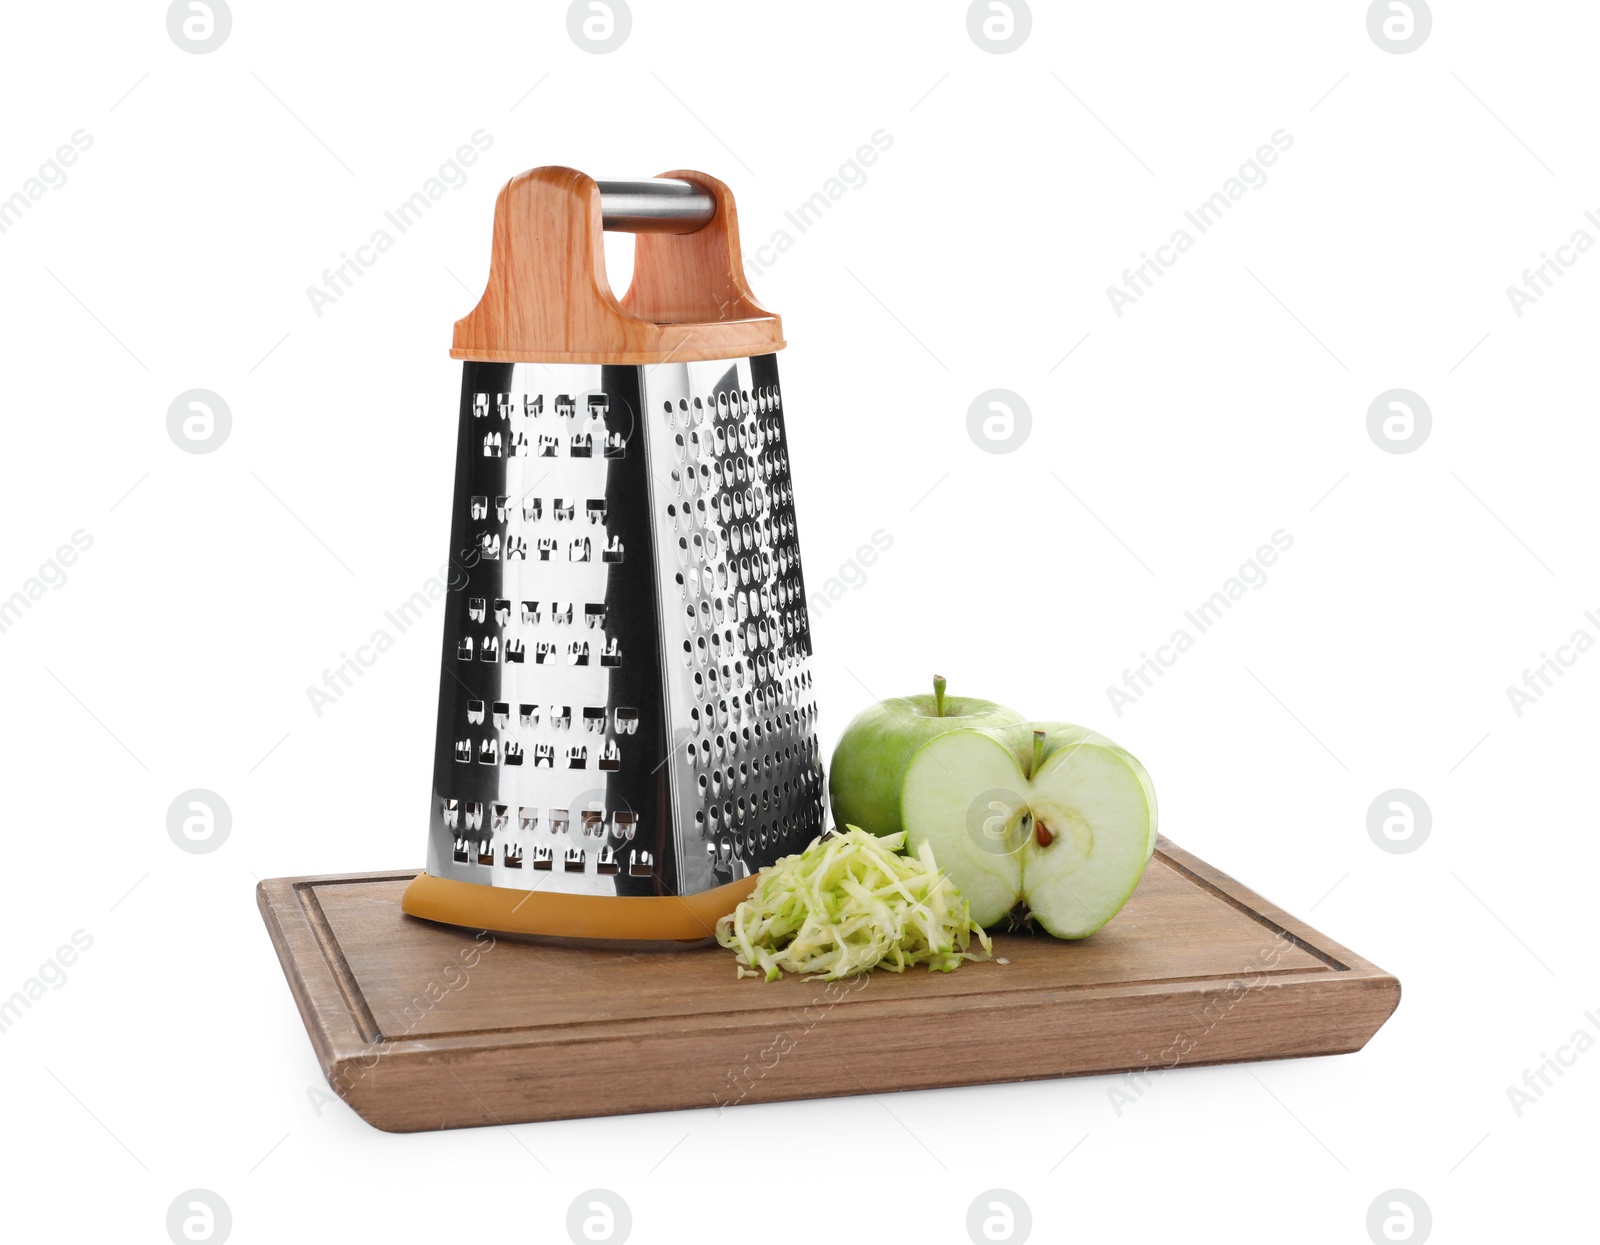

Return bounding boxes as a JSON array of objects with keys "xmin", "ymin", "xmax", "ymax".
[{"xmin": 450, "ymin": 166, "xmax": 784, "ymax": 365}]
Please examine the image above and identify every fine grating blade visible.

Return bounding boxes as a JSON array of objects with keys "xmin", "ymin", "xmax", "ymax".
[{"xmin": 426, "ymin": 355, "xmax": 823, "ymax": 899}]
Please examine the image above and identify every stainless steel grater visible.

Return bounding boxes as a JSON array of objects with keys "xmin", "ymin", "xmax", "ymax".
[{"xmin": 402, "ymin": 167, "xmax": 824, "ymax": 940}]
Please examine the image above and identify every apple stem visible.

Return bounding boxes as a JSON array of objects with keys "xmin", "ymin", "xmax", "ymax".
[
  {"xmin": 1031, "ymin": 729, "xmax": 1045, "ymax": 778},
  {"xmin": 933, "ymin": 674, "xmax": 947, "ymax": 718}
]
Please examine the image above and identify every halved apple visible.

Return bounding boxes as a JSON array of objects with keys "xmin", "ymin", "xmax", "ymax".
[
  {"xmin": 828, "ymin": 676, "xmax": 1025, "ymax": 840},
  {"xmin": 900, "ymin": 722, "xmax": 1157, "ymax": 938}
]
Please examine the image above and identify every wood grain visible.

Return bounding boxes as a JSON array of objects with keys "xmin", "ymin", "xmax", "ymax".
[
  {"xmin": 257, "ymin": 838, "xmax": 1400, "ymax": 1133},
  {"xmin": 450, "ymin": 166, "xmax": 783, "ymax": 365}
]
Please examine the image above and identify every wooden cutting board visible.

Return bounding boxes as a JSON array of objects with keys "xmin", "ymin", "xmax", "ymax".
[{"xmin": 257, "ymin": 838, "xmax": 1398, "ymax": 1133}]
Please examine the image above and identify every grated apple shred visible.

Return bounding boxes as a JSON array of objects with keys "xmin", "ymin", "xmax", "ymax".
[{"xmin": 715, "ymin": 825, "xmax": 993, "ymax": 981}]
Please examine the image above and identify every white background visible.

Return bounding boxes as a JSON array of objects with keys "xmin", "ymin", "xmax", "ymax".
[{"xmin": 1, "ymin": 1, "xmax": 1594, "ymax": 1241}]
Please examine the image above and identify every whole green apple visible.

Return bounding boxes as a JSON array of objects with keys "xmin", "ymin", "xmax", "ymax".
[{"xmin": 828, "ymin": 676, "xmax": 1026, "ymax": 838}]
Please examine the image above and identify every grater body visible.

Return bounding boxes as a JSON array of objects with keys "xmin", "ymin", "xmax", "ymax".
[{"xmin": 427, "ymin": 354, "xmax": 823, "ymax": 901}]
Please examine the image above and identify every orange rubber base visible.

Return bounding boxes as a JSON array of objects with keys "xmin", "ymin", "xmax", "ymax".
[{"xmin": 400, "ymin": 871, "xmax": 757, "ymax": 941}]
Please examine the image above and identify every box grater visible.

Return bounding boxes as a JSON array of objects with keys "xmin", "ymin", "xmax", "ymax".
[{"xmin": 401, "ymin": 167, "xmax": 824, "ymax": 940}]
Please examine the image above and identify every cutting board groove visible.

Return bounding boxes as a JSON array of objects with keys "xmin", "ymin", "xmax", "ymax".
[{"xmin": 258, "ymin": 838, "xmax": 1399, "ymax": 1132}]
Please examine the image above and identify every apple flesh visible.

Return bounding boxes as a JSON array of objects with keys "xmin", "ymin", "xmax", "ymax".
[
  {"xmin": 900, "ymin": 721, "xmax": 1157, "ymax": 938},
  {"xmin": 828, "ymin": 675, "xmax": 1025, "ymax": 840}
]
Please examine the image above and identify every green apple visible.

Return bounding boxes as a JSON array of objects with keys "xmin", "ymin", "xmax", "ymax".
[
  {"xmin": 900, "ymin": 721, "xmax": 1157, "ymax": 938},
  {"xmin": 828, "ymin": 676, "xmax": 1026, "ymax": 840}
]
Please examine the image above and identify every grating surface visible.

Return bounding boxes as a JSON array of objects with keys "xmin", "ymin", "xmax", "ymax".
[
  {"xmin": 426, "ymin": 356, "xmax": 822, "ymax": 899},
  {"xmin": 642, "ymin": 355, "xmax": 823, "ymax": 896}
]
